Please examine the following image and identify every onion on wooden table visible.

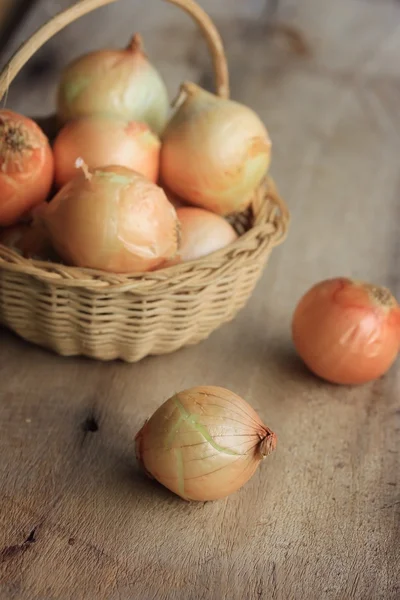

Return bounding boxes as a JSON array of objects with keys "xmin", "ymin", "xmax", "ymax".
[
  {"xmin": 135, "ymin": 386, "xmax": 277, "ymax": 502},
  {"xmin": 292, "ymin": 277, "xmax": 400, "ymax": 385},
  {"xmin": 0, "ymin": 0, "xmax": 399, "ymax": 597}
]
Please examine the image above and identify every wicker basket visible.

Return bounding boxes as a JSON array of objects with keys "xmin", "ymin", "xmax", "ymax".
[{"xmin": 0, "ymin": 0, "xmax": 289, "ymax": 362}]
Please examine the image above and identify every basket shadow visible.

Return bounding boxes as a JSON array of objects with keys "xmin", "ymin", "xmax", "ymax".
[{"xmin": 0, "ymin": 326, "xmax": 104, "ymax": 367}]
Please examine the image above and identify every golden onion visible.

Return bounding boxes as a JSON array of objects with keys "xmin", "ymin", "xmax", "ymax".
[
  {"xmin": 160, "ymin": 82, "xmax": 271, "ymax": 216},
  {"xmin": 38, "ymin": 164, "xmax": 179, "ymax": 273},
  {"xmin": 57, "ymin": 34, "xmax": 169, "ymax": 135},
  {"xmin": 135, "ymin": 386, "xmax": 277, "ymax": 501}
]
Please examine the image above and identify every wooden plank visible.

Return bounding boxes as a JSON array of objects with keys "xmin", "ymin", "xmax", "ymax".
[{"xmin": 0, "ymin": 0, "xmax": 399, "ymax": 599}]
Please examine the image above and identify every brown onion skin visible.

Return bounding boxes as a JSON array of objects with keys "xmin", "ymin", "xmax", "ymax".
[
  {"xmin": 160, "ymin": 83, "xmax": 271, "ymax": 216},
  {"xmin": 176, "ymin": 207, "xmax": 238, "ymax": 262},
  {"xmin": 53, "ymin": 116, "xmax": 161, "ymax": 188},
  {"xmin": 57, "ymin": 34, "xmax": 169, "ymax": 135},
  {"xmin": 135, "ymin": 386, "xmax": 276, "ymax": 502},
  {"xmin": 39, "ymin": 165, "xmax": 179, "ymax": 273},
  {"xmin": 0, "ymin": 110, "xmax": 54, "ymax": 226},
  {"xmin": 292, "ymin": 278, "xmax": 400, "ymax": 385}
]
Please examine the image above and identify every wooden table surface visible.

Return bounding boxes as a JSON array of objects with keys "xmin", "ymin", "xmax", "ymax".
[{"xmin": 1, "ymin": 1, "xmax": 399, "ymax": 598}]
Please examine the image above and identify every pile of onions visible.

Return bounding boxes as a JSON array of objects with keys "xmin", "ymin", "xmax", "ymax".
[
  {"xmin": 161, "ymin": 82, "xmax": 271, "ymax": 216},
  {"xmin": 176, "ymin": 206, "xmax": 238, "ymax": 262},
  {"xmin": 292, "ymin": 277, "xmax": 400, "ymax": 385},
  {"xmin": 0, "ymin": 110, "xmax": 54, "ymax": 226},
  {"xmin": 53, "ymin": 115, "xmax": 161, "ymax": 188},
  {"xmin": 0, "ymin": 36, "xmax": 273, "ymax": 275},
  {"xmin": 57, "ymin": 34, "xmax": 169, "ymax": 135},
  {"xmin": 135, "ymin": 386, "xmax": 277, "ymax": 502},
  {"xmin": 37, "ymin": 162, "xmax": 179, "ymax": 273}
]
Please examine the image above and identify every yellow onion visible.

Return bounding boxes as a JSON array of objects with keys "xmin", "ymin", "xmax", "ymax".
[
  {"xmin": 53, "ymin": 115, "xmax": 161, "ymax": 188},
  {"xmin": 176, "ymin": 206, "xmax": 238, "ymax": 261},
  {"xmin": 38, "ymin": 163, "xmax": 179, "ymax": 273},
  {"xmin": 57, "ymin": 34, "xmax": 169, "ymax": 135},
  {"xmin": 160, "ymin": 82, "xmax": 271, "ymax": 216},
  {"xmin": 135, "ymin": 386, "xmax": 277, "ymax": 501}
]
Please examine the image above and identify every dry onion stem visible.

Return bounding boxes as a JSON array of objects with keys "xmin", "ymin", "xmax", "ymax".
[{"xmin": 135, "ymin": 386, "xmax": 276, "ymax": 502}]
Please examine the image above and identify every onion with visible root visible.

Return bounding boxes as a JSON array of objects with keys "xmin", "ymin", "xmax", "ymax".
[
  {"xmin": 0, "ymin": 110, "xmax": 54, "ymax": 226},
  {"xmin": 160, "ymin": 82, "xmax": 271, "ymax": 216},
  {"xmin": 292, "ymin": 277, "xmax": 400, "ymax": 384},
  {"xmin": 135, "ymin": 386, "xmax": 277, "ymax": 502}
]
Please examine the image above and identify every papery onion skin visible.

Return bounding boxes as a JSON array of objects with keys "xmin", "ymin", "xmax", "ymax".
[
  {"xmin": 57, "ymin": 34, "xmax": 169, "ymax": 135},
  {"xmin": 176, "ymin": 206, "xmax": 238, "ymax": 261},
  {"xmin": 0, "ymin": 110, "xmax": 54, "ymax": 226},
  {"xmin": 292, "ymin": 277, "xmax": 400, "ymax": 385},
  {"xmin": 38, "ymin": 165, "xmax": 179, "ymax": 273},
  {"xmin": 135, "ymin": 386, "xmax": 277, "ymax": 502},
  {"xmin": 53, "ymin": 116, "xmax": 161, "ymax": 188},
  {"xmin": 160, "ymin": 82, "xmax": 271, "ymax": 216},
  {"xmin": 0, "ymin": 222, "xmax": 56, "ymax": 260}
]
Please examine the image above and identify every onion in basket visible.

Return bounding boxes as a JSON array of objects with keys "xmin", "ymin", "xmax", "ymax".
[
  {"xmin": 0, "ymin": 222, "xmax": 55, "ymax": 260},
  {"xmin": 57, "ymin": 34, "xmax": 169, "ymax": 135},
  {"xmin": 0, "ymin": 110, "xmax": 54, "ymax": 227},
  {"xmin": 53, "ymin": 116, "xmax": 161, "ymax": 188},
  {"xmin": 176, "ymin": 206, "xmax": 238, "ymax": 261},
  {"xmin": 37, "ymin": 162, "xmax": 180, "ymax": 273},
  {"xmin": 135, "ymin": 386, "xmax": 277, "ymax": 501},
  {"xmin": 160, "ymin": 82, "xmax": 271, "ymax": 216}
]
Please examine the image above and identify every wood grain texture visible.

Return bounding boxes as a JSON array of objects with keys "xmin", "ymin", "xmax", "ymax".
[{"xmin": 0, "ymin": 0, "xmax": 399, "ymax": 598}]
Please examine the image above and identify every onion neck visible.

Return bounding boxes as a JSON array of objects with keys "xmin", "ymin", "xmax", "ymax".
[
  {"xmin": 172, "ymin": 81, "xmax": 218, "ymax": 113},
  {"xmin": 181, "ymin": 81, "xmax": 201, "ymax": 98},
  {"xmin": 127, "ymin": 33, "xmax": 145, "ymax": 55},
  {"xmin": 75, "ymin": 157, "xmax": 92, "ymax": 181}
]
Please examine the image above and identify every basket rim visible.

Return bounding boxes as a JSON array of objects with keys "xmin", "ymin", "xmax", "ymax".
[{"xmin": 0, "ymin": 177, "xmax": 289, "ymax": 292}]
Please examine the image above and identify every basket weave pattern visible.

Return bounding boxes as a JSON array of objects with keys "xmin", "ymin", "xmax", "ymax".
[{"xmin": 0, "ymin": 0, "xmax": 289, "ymax": 362}]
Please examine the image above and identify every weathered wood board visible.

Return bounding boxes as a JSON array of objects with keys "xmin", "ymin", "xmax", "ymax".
[{"xmin": 0, "ymin": 0, "xmax": 399, "ymax": 598}]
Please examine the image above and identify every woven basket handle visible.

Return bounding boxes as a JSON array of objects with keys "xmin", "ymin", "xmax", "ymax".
[{"xmin": 0, "ymin": 0, "xmax": 230, "ymax": 102}]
